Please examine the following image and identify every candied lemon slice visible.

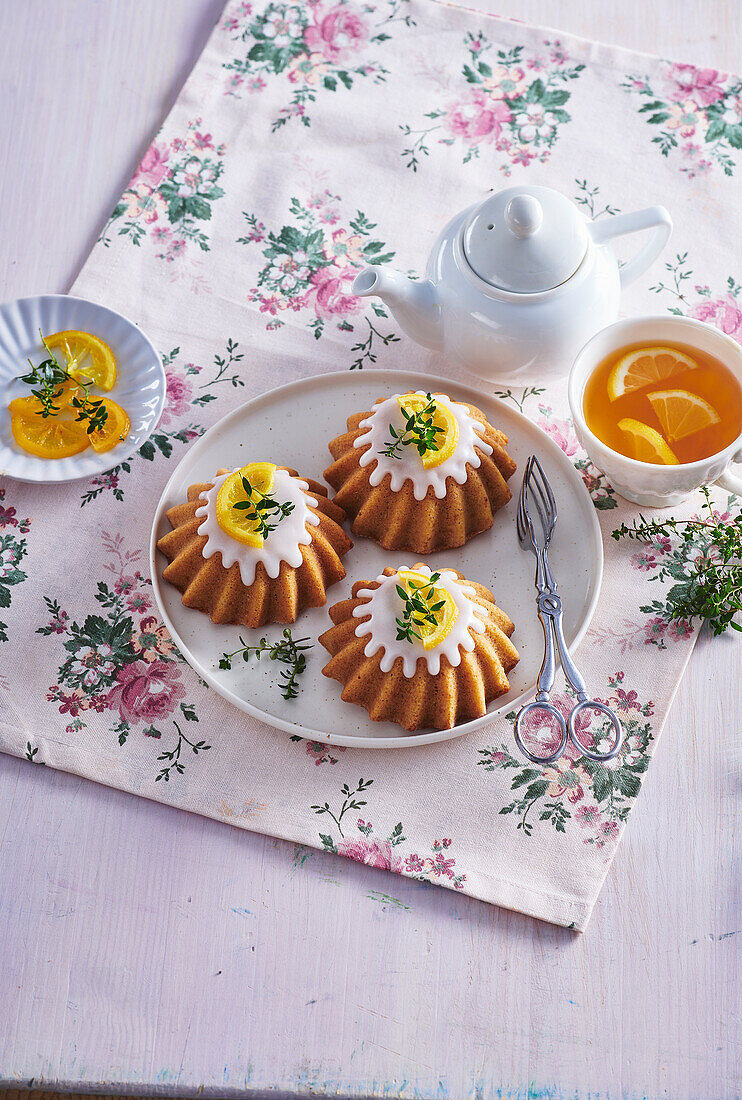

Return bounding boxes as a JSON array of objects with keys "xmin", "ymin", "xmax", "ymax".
[
  {"xmin": 88, "ymin": 398, "xmax": 132, "ymax": 453},
  {"xmin": 8, "ymin": 378, "xmax": 83, "ymax": 419},
  {"xmin": 397, "ymin": 568, "xmax": 458, "ymax": 651},
  {"xmin": 608, "ymin": 346, "xmax": 698, "ymax": 401},
  {"xmin": 44, "ymin": 330, "xmax": 117, "ymax": 391},
  {"xmin": 646, "ymin": 388, "xmax": 721, "ymax": 443},
  {"xmin": 618, "ymin": 417, "xmax": 679, "ymax": 465},
  {"xmin": 396, "ymin": 393, "xmax": 459, "ymax": 469},
  {"xmin": 216, "ymin": 462, "xmax": 277, "ymax": 548},
  {"xmin": 11, "ymin": 411, "xmax": 90, "ymax": 459}
]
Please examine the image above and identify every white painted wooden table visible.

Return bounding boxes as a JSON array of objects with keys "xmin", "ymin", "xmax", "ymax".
[{"xmin": 1, "ymin": 3, "xmax": 740, "ymax": 1097}]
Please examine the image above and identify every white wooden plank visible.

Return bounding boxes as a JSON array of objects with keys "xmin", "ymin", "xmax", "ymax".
[{"xmin": 0, "ymin": 1, "xmax": 740, "ymax": 1098}]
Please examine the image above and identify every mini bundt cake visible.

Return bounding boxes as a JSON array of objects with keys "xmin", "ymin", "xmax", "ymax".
[
  {"xmin": 324, "ymin": 391, "xmax": 516, "ymax": 553},
  {"xmin": 320, "ymin": 564, "xmax": 519, "ymax": 731},
  {"xmin": 157, "ymin": 462, "xmax": 352, "ymax": 628}
]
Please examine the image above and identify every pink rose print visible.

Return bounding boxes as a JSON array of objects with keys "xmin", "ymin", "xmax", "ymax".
[
  {"xmin": 537, "ymin": 414, "xmax": 579, "ymax": 457},
  {"xmin": 100, "ymin": 118, "xmax": 226, "ymax": 257},
  {"xmin": 242, "ymin": 192, "xmax": 396, "ymax": 366},
  {"xmin": 132, "ymin": 140, "xmax": 170, "ymax": 188},
  {"xmin": 623, "ymin": 62, "xmax": 742, "ymax": 177},
  {"xmin": 337, "ymin": 837, "xmax": 403, "ymax": 872},
  {"xmin": 515, "ymin": 700, "xmax": 566, "ymax": 759},
  {"xmin": 691, "ymin": 295, "xmax": 742, "ymax": 340},
  {"xmin": 665, "ymin": 64, "xmax": 727, "ymax": 108},
  {"xmin": 221, "ymin": 1, "xmax": 400, "ymax": 129},
  {"xmin": 480, "ymin": 672, "xmax": 654, "ymax": 844},
  {"xmin": 444, "ymin": 89, "xmax": 512, "ymax": 144},
  {"xmin": 402, "ymin": 35, "xmax": 584, "ymax": 173},
  {"xmin": 160, "ymin": 369, "xmax": 194, "ymax": 425},
  {"xmin": 106, "ymin": 659, "xmax": 186, "ymax": 724},
  {"xmin": 309, "ymin": 265, "xmax": 362, "ymax": 319},
  {"xmin": 304, "ymin": 6, "xmax": 368, "ymax": 64}
]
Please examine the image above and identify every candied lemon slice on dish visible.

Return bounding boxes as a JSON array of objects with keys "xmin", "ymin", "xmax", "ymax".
[
  {"xmin": 396, "ymin": 393, "xmax": 459, "ymax": 469},
  {"xmin": 43, "ymin": 330, "xmax": 117, "ymax": 391},
  {"xmin": 88, "ymin": 398, "xmax": 132, "ymax": 453},
  {"xmin": 608, "ymin": 346, "xmax": 698, "ymax": 401},
  {"xmin": 646, "ymin": 388, "xmax": 721, "ymax": 443},
  {"xmin": 216, "ymin": 462, "xmax": 277, "ymax": 548},
  {"xmin": 397, "ymin": 568, "xmax": 459, "ymax": 651},
  {"xmin": 617, "ymin": 417, "xmax": 679, "ymax": 465},
  {"xmin": 11, "ymin": 411, "xmax": 90, "ymax": 459},
  {"xmin": 8, "ymin": 379, "xmax": 82, "ymax": 419}
]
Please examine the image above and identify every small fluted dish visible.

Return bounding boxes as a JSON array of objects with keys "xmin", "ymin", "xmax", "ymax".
[{"xmin": 0, "ymin": 294, "xmax": 165, "ymax": 482}]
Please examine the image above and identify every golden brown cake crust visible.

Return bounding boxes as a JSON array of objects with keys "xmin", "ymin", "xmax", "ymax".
[
  {"xmin": 320, "ymin": 564, "xmax": 519, "ymax": 732},
  {"xmin": 157, "ymin": 466, "xmax": 353, "ymax": 628},
  {"xmin": 324, "ymin": 400, "xmax": 516, "ymax": 553}
]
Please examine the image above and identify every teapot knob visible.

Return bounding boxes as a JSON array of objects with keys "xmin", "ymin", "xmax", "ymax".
[{"xmin": 504, "ymin": 194, "xmax": 543, "ymax": 239}]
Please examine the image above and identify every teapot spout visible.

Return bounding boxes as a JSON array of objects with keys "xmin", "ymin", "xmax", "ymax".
[{"xmin": 353, "ymin": 267, "xmax": 442, "ymax": 351}]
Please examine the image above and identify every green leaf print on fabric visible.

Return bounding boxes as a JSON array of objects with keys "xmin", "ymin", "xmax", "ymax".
[
  {"xmin": 38, "ymin": 530, "xmax": 209, "ymax": 783},
  {"xmin": 478, "ymin": 673, "xmax": 654, "ymax": 844},
  {"xmin": 311, "ymin": 779, "xmax": 467, "ymax": 889},
  {"xmin": 240, "ymin": 192, "xmax": 400, "ymax": 367},
  {"xmin": 401, "ymin": 35, "xmax": 584, "ymax": 173},
  {"xmin": 651, "ymin": 252, "xmax": 742, "ymax": 346},
  {"xmin": 78, "ymin": 340, "xmax": 247, "ymax": 508},
  {"xmin": 621, "ymin": 63, "xmax": 742, "ymax": 178},
  {"xmin": 0, "ymin": 487, "xmax": 33, "ymax": 644},
  {"xmin": 220, "ymin": 0, "xmax": 413, "ymax": 129},
  {"xmin": 98, "ymin": 119, "xmax": 227, "ymax": 259}
]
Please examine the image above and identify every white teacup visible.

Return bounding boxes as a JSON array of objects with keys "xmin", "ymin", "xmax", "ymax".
[{"xmin": 568, "ymin": 315, "xmax": 742, "ymax": 507}]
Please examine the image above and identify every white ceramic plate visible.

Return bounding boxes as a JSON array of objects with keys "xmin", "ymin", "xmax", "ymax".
[
  {"xmin": 0, "ymin": 294, "xmax": 165, "ymax": 482},
  {"xmin": 150, "ymin": 370, "xmax": 603, "ymax": 749}
]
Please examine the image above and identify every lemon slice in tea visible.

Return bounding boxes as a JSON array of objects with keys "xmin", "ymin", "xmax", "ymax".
[
  {"xmin": 396, "ymin": 393, "xmax": 459, "ymax": 468},
  {"xmin": 216, "ymin": 462, "xmax": 277, "ymax": 547},
  {"xmin": 397, "ymin": 568, "xmax": 458, "ymax": 651},
  {"xmin": 44, "ymin": 330, "xmax": 118, "ymax": 391},
  {"xmin": 608, "ymin": 346, "xmax": 698, "ymax": 401},
  {"xmin": 618, "ymin": 417, "xmax": 679, "ymax": 465},
  {"xmin": 646, "ymin": 388, "xmax": 721, "ymax": 443}
]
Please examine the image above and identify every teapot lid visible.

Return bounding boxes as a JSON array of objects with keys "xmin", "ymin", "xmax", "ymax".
[{"xmin": 462, "ymin": 185, "xmax": 588, "ymax": 293}]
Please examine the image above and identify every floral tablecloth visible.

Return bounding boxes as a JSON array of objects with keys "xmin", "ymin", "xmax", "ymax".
[{"xmin": 1, "ymin": 0, "xmax": 740, "ymax": 930}]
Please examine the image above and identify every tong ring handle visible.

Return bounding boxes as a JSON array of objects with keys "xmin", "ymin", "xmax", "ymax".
[
  {"xmin": 514, "ymin": 700, "xmax": 568, "ymax": 766},
  {"xmin": 568, "ymin": 701, "xmax": 623, "ymax": 762}
]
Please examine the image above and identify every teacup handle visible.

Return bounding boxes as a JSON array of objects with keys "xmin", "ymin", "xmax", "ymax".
[
  {"xmin": 588, "ymin": 206, "xmax": 673, "ymax": 288},
  {"xmin": 716, "ymin": 452, "xmax": 742, "ymax": 495}
]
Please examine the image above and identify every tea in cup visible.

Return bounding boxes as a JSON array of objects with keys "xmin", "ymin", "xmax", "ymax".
[{"xmin": 568, "ymin": 316, "xmax": 742, "ymax": 506}]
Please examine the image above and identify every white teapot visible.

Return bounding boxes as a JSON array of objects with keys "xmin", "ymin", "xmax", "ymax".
[{"xmin": 352, "ymin": 185, "xmax": 672, "ymax": 385}]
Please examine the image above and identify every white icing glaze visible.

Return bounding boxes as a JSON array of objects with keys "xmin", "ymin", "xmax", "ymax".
[
  {"xmin": 195, "ymin": 468, "xmax": 319, "ymax": 586},
  {"xmin": 352, "ymin": 565, "xmax": 488, "ymax": 678},
  {"xmin": 353, "ymin": 392, "xmax": 493, "ymax": 501}
]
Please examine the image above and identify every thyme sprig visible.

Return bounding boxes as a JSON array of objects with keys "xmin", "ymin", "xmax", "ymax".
[
  {"xmin": 18, "ymin": 332, "xmax": 108, "ymax": 434},
  {"xmin": 612, "ymin": 486, "xmax": 742, "ymax": 636},
  {"xmin": 379, "ymin": 392, "xmax": 443, "ymax": 460},
  {"xmin": 395, "ymin": 571, "xmax": 445, "ymax": 644},
  {"xmin": 219, "ymin": 628, "xmax": 313, "ymax": 699},
  {"xmin": 233, "ymin": 474, "xmax": 295, "ymax": 539}
]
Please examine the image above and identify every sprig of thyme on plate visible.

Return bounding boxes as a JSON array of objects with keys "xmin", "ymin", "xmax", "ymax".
[
  {"xmin": 18, "ymin": 332, "xmax": 108, "ymax": 433},
  {"xmin": 612, "ymin": 486, "xmax": 742, "ymax": 636},
  {"xmin": 218, "ymin": 628, "xmax": 313, "ymax": 699},
  {"xmin": 395, "ymin": 571, "xmax": 445, "ymax": 644},
  {"xmin": 379, "ymin": 392, "xmax": 443, "ymax": 460},
  {"xmin": 233, "ymin": 474, "xmax": 295, "ymax": 539}
]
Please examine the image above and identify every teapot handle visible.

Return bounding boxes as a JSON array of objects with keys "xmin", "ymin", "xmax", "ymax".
[{"xmin": 588, "ymin": 206, "xmax": 672, "ymax": 288}]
